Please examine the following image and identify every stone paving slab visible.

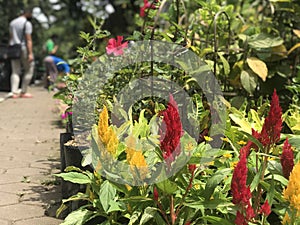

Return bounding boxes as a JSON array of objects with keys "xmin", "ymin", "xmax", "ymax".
[
  {"xmin": 13, "ymin": 216, "xmax": 62, "ymax": 225},
  {"xmin": 0, "ymin": 86, "xmax": 64, "ymax": 225}
]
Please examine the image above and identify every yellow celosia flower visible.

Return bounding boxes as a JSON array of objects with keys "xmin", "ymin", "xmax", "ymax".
[
  {"xmin": 283, "ymin": 162, "xmax": 300, "ymax": 212},
  {"xmin": 106, "ymin": 127, "xmax": 118, "ymax": 155},
  {"xmin": 98, "ymin": 106, "xmax": 109, "ymax": 142},
  {"xmin": 282, "ymin": 212, "xmax": 290, "ymax": 225},
  {"xmin": 97, "ymin": 106, "xmax": 118, "ymax": 157},
  {"xmin": 126, "ymin": 147, "xmax": 148, "ymax": 179}
]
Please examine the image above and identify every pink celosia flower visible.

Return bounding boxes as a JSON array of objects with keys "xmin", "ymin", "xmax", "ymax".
[
  {"xmin": 159, "ymin": 94, "xmax": 184, "ymax": 166},
  {"xmin": 259, "ymin": 89, "xmax": 282, "ymax": 147},
  {"xmin": 259, "ymin": 200, "xmax": 271, "ymax": 216},
  {"xmin": 280, "ymin": 138, "xmax": 294, "ymax": 179},
  {"xmin": 231, "ymin": 153, "xmax": 255, "ymax": 223},
  {"xmin": 140, "ymin": 0, "xmax": 157, "ymax": 17},
  {"xmin": 106, "ymin": 36, "xmax": 128, "ymax": 56}
]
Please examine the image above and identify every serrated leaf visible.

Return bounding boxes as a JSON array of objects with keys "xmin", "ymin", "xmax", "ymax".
[
  {"xmin": 247, "ymin": 57, "xmax": 268, "ymax": 81},
  {"xmin": 55, "ymin": 172, "xmax": 91, "ymax": 184}
]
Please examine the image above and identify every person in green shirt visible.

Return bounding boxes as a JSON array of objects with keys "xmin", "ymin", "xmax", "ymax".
[{"xmin": 45, "ymin": 34, "xmax": 58, "ymax": 55}]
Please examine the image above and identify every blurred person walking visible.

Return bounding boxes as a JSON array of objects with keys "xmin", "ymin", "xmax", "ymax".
[{"xmin": 8, "ymin": 7, "xmax": 34, "ymax": 98}]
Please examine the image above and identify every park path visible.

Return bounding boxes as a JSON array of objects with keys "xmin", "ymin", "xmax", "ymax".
[{"xmin": 0, "ymin": 85, "xmax": 64, "ymax": 225}]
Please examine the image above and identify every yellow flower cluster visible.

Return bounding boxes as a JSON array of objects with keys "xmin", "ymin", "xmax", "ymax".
[
  {"xmin": 126, "ymin": 146, "xmax": 148, "ymax": 180},
  {"xmin": 283, "ymin": 162, "xmax": 300, "ymax": 212},
  {"xmin": 98, "ymin": 106, "xmax": 118, "ymax": 156}
]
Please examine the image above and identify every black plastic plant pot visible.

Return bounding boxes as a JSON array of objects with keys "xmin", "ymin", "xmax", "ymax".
[{"xmin": 59, "ymin": 132, "xmax": 73, "ymax": 173}]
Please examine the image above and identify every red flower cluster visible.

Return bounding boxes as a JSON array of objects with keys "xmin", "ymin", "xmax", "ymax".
[
  {"xmin": 106, "ymin": 36, "xmax": 128, "ymax": 56},
  {"xmin": 259, "ymin": 89, "xmax": 282, "ymax": 147},
  {"xmin": 259, "ymin": 200, "xmax": 271, "ymax": 216},
  {"xmin": 188, "ymin": 164, "xmax": 197, "ymax": 174},
  {"xmin": 239, "ymin": 89, "xmax": 282, "ymax": 157},
  {"xmin": 140, "ymin": 0, "xmax": 157, "ymax": 17},
  {"xmin": 280, "ymin": 138, "xmax": 294, "ymax": 179},
  {"xmin": 231, "ymin": 153, "xmax": 255, "ymax": 224},
  {"xmin": 159, "ymin": 94, "xmax": 184, "ymax": 166}
]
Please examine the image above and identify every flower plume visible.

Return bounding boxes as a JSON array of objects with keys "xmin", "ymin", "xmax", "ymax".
[
  {"xmin": 260, "ymin": 89, "xmax": 282, "ymax": 147},
  {"xmin": 159, "ymin": 94, "xmax": 184, "ymax": 165},
  {"xmin": 280, "ymin": 138, "xmax": 294, "ymax": 179},
  {"xmin": 231, "ymin": 153, "xmax": 255, "ymax": 224}
]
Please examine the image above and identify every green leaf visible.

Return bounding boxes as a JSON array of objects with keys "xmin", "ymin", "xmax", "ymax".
[
  {"xmin": 248, "ymin": 33, "xmax": 283, "ymax": 49},
  {"xmin": 200, "ymin": 216, "xmax": 232, "ymax": 225},
  {"xmin": 99, "ymin": 180, "xmax": 116, "ymax": 212},
  {"xmin": 203, "ymin": 168, "xmax": 231, "ymax": 200},
  {"xmin": 139, "ymin": 207, "xmax": 159, "ymax": 225},
  {"xmin": 218, "ymin": 52, "xmax": 230, "ymax": 76},
  {"xmin": 156, "ymin": 179, "xmax": 178, "ymax": 194},
  {"xmin": 107, "ymin": 201, "xmax": 125, "ymax": 213},
  {"xmin": 250, "ymin": 164, "xmax": 264, "ymax": 192},
  {"xmin": 129, "ymin": 209, "xmax": 142, "ymax": 225},
  {"xmin": 62, "ymin": 192, "xmax": 90, "ymax": 204},
  {"xmin": 240, "ymin": 70, "xmax": 257, "ymax": 94},
  {"xmin": 55, "ymin": 172, "xmax": 91, "ymax": 184},
  {"xmin": 61, "ymin": 209, "xmax": 96, "ymax": 225},
  {"xmin": 229, "ymin": 107, "xmax": 252, "ymax": 133},
  {"xmin": 184, "ymin": 199, "xmax": 233, "ymax": 210}
]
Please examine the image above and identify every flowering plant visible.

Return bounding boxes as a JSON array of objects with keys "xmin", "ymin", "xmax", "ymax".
[{"xmin": 54, "ymin": 1, "xmax": 300, "ymax": 224}]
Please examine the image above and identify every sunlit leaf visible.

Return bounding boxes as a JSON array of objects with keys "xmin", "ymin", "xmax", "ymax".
[{"xmin": 247, "ymin": 57, "xmax": 268, "ymax": 81}]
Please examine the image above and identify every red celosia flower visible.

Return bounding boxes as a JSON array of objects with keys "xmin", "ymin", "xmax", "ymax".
[
  {"xmin": 159, "ymin": 94, "xmax": 184, "ymax": 166},
  {"xmin": 259, "ymin": 89, "xmax": 282, "ymax": 147},
  {"xmin": 231, "ymin": 153, "xmax": 250, "ymax": 205},
  {"xmin": 259, "ymin": 200, "xmax": 271, "ymax": 216},
  {"xmin": 184, "ymin": 222, "xmax": 191, "ymax": 225},
  {"xmin": 235, "ymin": 211, "xmax": 248, "ymax": 225},
  {"xmin": 153, "ymin": 187, "xmax": 159, "ymax": 201},
  {"xmin": 231, "ymin": 153, "xmax": 255, "ymax": 223},
  {"xmin": 280, "ymin": 138, "xmax": 294, "ymax": 179},
  {"xmin": 188, "ymin": 164, "xmax": 197, "ymax": 174},
  {"xmin": 239, "ymin": 129, "xmax": 260, "ymax": 158},
  {"xmin": 140, "ymin": 0, "xmax": 157, "ymax": 17},
  {"xmin": 106, "ymin": 36, "xmax": 128, "ymax": 56}
]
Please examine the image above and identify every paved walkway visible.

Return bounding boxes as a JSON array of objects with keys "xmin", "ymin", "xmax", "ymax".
[{"xmin": 0, "ymin": 85, "xmax": 64, "ymax": 225}]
